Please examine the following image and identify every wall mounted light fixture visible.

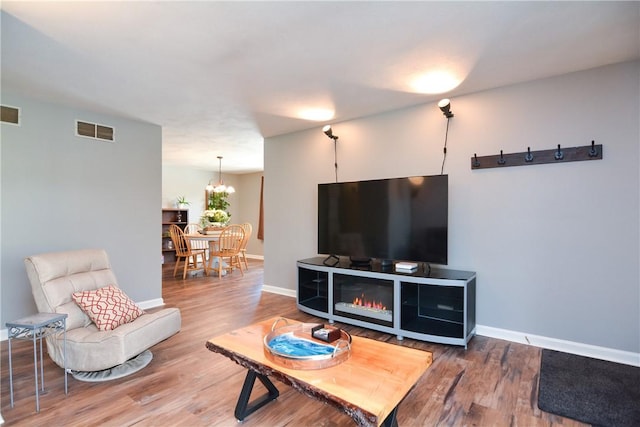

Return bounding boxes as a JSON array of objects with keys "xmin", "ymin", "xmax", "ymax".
[
  {"xmin": 322, "ymin": 125, "xmax": 339, "ymax": 182},
  {"xmin": 438, "ymin": 98, "xmax": 454, "ymax": 118},
  {"xmin": 322, "ymin": 125, "xmax": 338, "ymax": 140},
  {"xmin": 437, "ymin": 99, "xmax": 454, "ymax": 175}
]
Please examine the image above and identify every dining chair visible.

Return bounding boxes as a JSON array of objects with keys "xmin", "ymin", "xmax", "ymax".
[
  {"xmin": 185, "ymin": 223, "xmax": 209, "ymax": 259},
  {"xmin": 169, "ymin": 224, "xmax": 208, "ymax": 279},
  {"xmin": 239, "ymin": 222, "xmax": 252, "ymax": 271},
  {"xmin": 209, "ymin": 224, "xmax": 245, "ymax": 278}
]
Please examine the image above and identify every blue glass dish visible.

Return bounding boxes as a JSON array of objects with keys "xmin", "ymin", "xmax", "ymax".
[{"xmin": 267, "ymin": 332, "xmax": 335, "ymax": 357}]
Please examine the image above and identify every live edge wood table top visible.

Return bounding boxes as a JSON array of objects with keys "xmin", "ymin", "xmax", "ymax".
[{"xmin": 205, "ymin": 316, "xmax": 433, "ymax": 427}]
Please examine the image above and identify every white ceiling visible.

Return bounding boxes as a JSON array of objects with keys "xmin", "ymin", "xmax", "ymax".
[{"xmin": 2, "ymin": 1, "xmax": 638, "ymax": 173}]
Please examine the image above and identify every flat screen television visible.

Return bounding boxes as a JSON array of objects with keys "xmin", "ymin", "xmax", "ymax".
[{"xmin": 318, "ymin": 174, "xmax": 448, "ymax": 265}]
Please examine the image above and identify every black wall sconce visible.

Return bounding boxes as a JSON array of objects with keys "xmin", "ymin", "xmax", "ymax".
[
  {"xmin": 438, "ymin": 98, "xmax": 454, "ymax": 118},
  {"xmin": 323, "ymin": 125, "xmax": 338, "ymax": 140},
  {"xmin": 322, "ymin": 125, "xmax": 339, "ymax": 182},
  {"xmin": 438, "ymin": 99, "xmax": 454, "ymax": 174}
]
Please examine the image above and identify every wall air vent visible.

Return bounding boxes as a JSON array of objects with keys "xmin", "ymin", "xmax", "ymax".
[
  {"xmin": 1, "ymin": 105, "xmax": 21, "ymax": 125},
  {"xmin": 76, "ymin": 120, "xmax": 115, "ymax": 142}
]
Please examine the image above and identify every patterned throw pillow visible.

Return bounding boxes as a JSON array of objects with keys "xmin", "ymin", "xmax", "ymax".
[{"xmin": 72, "ymin": 285, "xmax": 144, "ymax": 331}]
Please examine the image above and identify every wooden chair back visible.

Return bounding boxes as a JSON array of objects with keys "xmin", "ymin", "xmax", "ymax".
[
  {"xmin": 169, "ymin": 224, "xmax": 191, "ymax": 256},
  {"xmin": 169, "ymin": 224, "xmax": 208, "ymax": 279},
  {"xmin": 217, "ymin": 224, "xmax": 245, "ymax": 255},
  {"xmin": 184, "ymin": 223, "xmax": 200, "ymax": 234},
  {"xmin": 240, "ymin": 223, "xmax": 252, "ymax": 249},
  {"xmin": 209, "ymin": 224, "xmax": 245, "ymax": 277},
  {"xmin": 239, "ymin": 222, "xmax": 253, "ymax": 270},
  {"xmin": 185, "ymin": 223, "xmax": 208, "ymax": 251}
]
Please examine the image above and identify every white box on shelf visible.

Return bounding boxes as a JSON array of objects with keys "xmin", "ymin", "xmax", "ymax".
[{"xmin": 395, "ymin": 262, "xmax": 418, "ymax": 272}]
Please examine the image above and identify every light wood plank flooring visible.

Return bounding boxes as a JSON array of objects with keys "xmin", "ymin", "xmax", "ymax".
[{"xmin": 1, "ymin": 260, "xmax": 586, "ymax": 426}]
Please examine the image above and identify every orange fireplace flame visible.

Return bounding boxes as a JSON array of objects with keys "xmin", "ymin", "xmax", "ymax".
[{"xmin": 353, "ymin": 294, "xmax": 386, "ymax": 311}]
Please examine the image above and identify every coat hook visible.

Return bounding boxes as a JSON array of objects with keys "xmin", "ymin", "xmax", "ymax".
[
  {"xmin": 497, "ymin": 150, "xmax": 506, "ymax": 165},
  {"xmin": 589, "ymin": 140, "xmax": 598, "ymax": 157},
  {"xmin": 554, "ymin": 144, "xmax": 564, "ymax": 160},
  {"xmin": 473, "ymin": 153, "xmax": 480, "ymax": 167},
  {"xmin": 525, "ymin": 147, "xmax": 534, "ymax": 162}
]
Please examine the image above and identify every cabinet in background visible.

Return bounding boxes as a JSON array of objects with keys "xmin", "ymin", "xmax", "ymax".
[{"xmin": 162, "ymin": 209, "xmax": 188, "ymax": 263}]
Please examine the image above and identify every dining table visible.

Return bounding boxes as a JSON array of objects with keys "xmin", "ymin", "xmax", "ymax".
[{"xmin": 185, "ymin": 230, "xmax": 226, "ymax": 276}]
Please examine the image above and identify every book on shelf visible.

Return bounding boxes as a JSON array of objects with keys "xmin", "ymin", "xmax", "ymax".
[
  {"xmin": 396, "ymin": 262, "xmax": 418, "ymax": 270},
  {"xmin": 395, "ymin": 262, "xmax": 418, "ymax": 272}
]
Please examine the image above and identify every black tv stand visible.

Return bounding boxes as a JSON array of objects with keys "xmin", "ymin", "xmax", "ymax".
[
  {"xmin": 348, "ymin": 256, "xmax": 371, "ymax": 267},
  {"xmin": 297, "ymin": 256, "xmax": 476, "ymax": 347}
]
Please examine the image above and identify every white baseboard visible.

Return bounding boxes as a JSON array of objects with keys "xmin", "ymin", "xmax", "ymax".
[
  {"xmin": 137, "ymin": 298, "xmax": 165, "ymax": 310},
  {"xmin": 246, "ymin": 254, "xmax": 264, "ymax": 260},
  {"xmin": 261, "ymin": 285, "xmax": 296, "ymax": 298},
  {"xmin": 476, "ymin": 325, "xmax": 640, "ymax": 367}
]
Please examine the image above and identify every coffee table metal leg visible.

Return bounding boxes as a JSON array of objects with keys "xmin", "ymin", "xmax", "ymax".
[
  {"xmin": 381, "ymin": 406, "xmax": 399, "ymax": 427},
  {"xmin": 234, "ymin": 370, "xmax": 279, "ymax": 422}
]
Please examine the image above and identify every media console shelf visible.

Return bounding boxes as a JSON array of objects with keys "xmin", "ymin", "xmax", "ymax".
[{"xmin": 297, "ymin": 257, "xmax": 476, "ymax": 347}]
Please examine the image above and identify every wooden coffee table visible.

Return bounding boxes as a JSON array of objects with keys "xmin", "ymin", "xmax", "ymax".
[{"xmin": 205, "ymin": 316, "xmax": 433, "ymax": 426}]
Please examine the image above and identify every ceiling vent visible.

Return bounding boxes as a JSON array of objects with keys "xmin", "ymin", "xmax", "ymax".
[
  {"xmin": 1, "ymin": 105, "xmax": 21, "ymax": 125},
  {"xmin": 76, "ymin": 120, "xmax": 115, "ymax": 142}
]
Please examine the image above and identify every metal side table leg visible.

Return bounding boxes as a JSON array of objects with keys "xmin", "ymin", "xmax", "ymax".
[
  {"xmin": 39, "ymin": 330, "xmax": 45, "ymax": 392},
  {"xmin": 33, "ymin": 328, "xmax": 40, "ymax": 412},
  {"xmin": 63, "ymin": 319, "xmax": 68, "ymax": 395},
  {"xmin": 8, "ymin": 334, "xmax": 14, "ymax": 408},
  {"xmin": 6, "ymin": 313, "xmax": 68, "ymax": 412}
]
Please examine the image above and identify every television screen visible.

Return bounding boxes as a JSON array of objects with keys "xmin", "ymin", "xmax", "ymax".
[{"xmin": 318, "ymin": 175, "xmax": 448, "ymax": 265}]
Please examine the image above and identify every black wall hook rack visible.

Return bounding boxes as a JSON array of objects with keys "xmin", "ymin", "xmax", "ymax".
[{"xmin": 471, "ymin": 140, "xmax": 603, "ymax": 170}]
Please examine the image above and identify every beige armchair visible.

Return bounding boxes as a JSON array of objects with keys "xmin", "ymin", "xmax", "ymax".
[{"xmin": 24, "ymin": 249, "xmax": 181, "ymax": 372}]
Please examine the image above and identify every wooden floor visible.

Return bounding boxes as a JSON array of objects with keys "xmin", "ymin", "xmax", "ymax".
[{"xmin": 1, "ymin": 260, "xmax": 586, "ymax": 426}]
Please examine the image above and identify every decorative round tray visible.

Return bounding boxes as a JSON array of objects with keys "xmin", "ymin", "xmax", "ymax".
[{"xmin": 263, "ymin": 318, "xmax": 351, "ymax": 370}]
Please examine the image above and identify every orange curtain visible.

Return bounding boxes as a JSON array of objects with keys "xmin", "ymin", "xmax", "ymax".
[{"xmin": 257, "ymin": 176, "xmax": 264, "ymax": 240}]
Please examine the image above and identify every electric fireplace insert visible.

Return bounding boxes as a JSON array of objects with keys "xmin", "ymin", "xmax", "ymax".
[{"xmin": 333, "ymin": 273, "xmax": 393, "ymax": 328}]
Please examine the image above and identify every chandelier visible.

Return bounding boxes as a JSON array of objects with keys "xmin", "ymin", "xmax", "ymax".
[{"xmin": 206, "ymin": 156, "xmax": 235, "ymax": 194}]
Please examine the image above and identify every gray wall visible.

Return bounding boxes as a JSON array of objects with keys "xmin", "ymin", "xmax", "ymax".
[
  {"xmin": 264, "ymin": 61, "xmax": 639, "ymax": 354},
  {"xmin": 1, "ymin": 93, "xmax": 162, "ymax": 326}
]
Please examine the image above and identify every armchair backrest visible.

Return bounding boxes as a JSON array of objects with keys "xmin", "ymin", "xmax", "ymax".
[{"xmin": 24, "ymin": 249, "xmax": 119, "ymax": 330}]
